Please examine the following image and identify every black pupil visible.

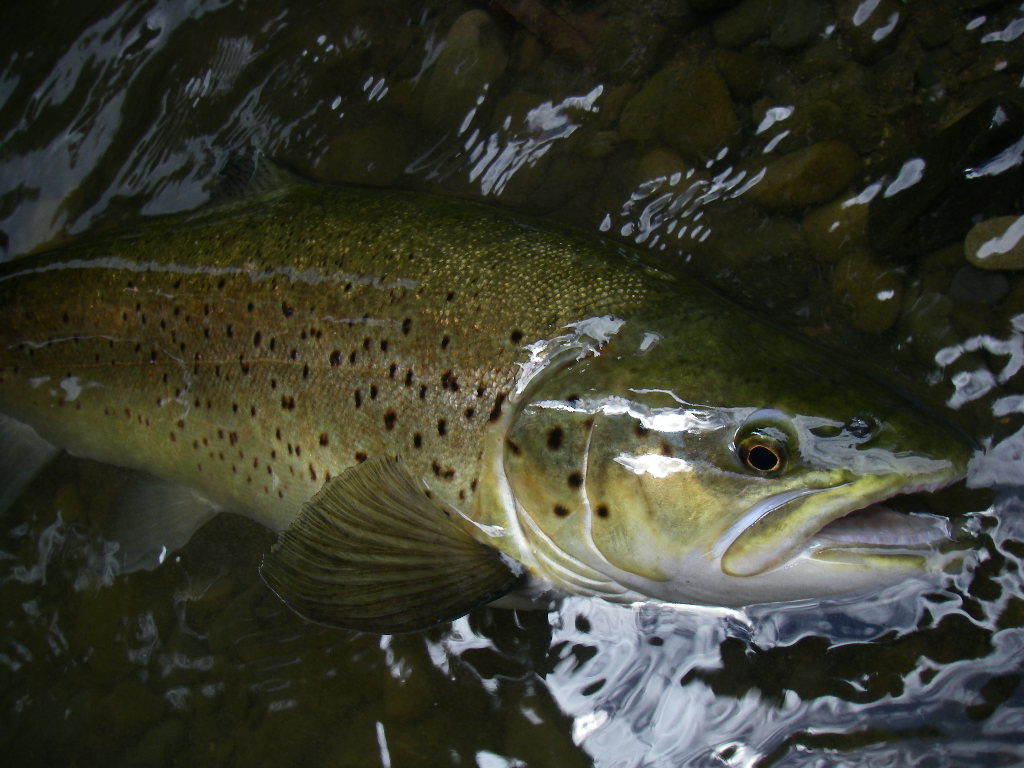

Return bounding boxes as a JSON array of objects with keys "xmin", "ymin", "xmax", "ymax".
[{"xmin": 747, "ymin": 444, "xmax": 780, "ymax": 472}]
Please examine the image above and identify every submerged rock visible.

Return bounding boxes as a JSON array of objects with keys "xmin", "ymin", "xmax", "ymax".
[
  {"xmin": 965, "ymin": 215, "xmax": 1024, "ymax": 271},
  {"xmin": 713, "ymin": 0, "xmax": 825, "ymax": 51},
  {"xmin": 422, "ymin": 10, "xmax": 509, "ymax": 129},
  {"xmin": 802, "ymin": 197, "xmax": 870, "ymax": 262},
  {"xmin": 620, "ymin": 62, "xmax": 736, "ymax": 161},
  {"xmin": 745, "ymin": 140, "xmax": 861, "ymax": 211},
  {"xmin": 868, "ymin": 100, "xmax": 1024, "ymax": 262},
  {"xmin": 830, "ymin": 248, "xmax": 903, "ymax": 333}
]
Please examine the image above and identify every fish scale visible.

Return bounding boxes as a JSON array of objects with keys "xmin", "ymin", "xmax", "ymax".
[{"xmin": 0, "ymin": 183, "xmax": 652, "ymax": 532}]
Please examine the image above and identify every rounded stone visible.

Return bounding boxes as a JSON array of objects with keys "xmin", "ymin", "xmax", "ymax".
[
  {"xmin": 769, "ymin": 0, "xmax": 826, "ymax": 50},
  {"xmin": 620, "ymin": 62, "xmax": 736, "ymax": 161},
  {"xmin": 949, "ymin": 265, "xmax": 1010, "ymax": 304},
  {"xmin": 830, "ymin": 249, "xmax": 904, "ymax": 333},
  {"xmin": 579, "ymin": 130, "xmax": 620, "ymax": 160},
  {"xmin": 838, "ymin": 0, "xmax": 906, "ymax": 62},
  {"xmin": 636, "ymin": 147, "xmax": 692, "ymax": 182},
  {"xmin": 422, "ymin": 10, "xmax": 509, "ymax": 129},
  {"xmin": 713, "ymin": 0, "xmax": 776, "ymax": 49},
  {"xmin": 802, "ymin": 196, "xmax": 870, "ymax": 262},
  {"xmin": 745, "ymin": 141, "xmax": 862, "ymax": 211},
  {"xmin": 964, "ymin": 215, "xmax": 1024, "ymax": 271},
  {"xmin": 657, "ymin": 67, "xmax": 736, "ymax": 160}
]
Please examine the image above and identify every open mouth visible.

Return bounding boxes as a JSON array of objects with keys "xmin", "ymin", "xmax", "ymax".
[
  {"xmin": 811, "ymin": 501, "xmax": 952, "ymax": 550},
  {"xmin": 718, "ymin": 473, "xmax": 965, "ymax": 577}
]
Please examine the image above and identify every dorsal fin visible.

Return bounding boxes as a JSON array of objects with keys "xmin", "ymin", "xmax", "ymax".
[{"xmin": 260, "ymin": 456, "xmax": 521, "ymax": 634}]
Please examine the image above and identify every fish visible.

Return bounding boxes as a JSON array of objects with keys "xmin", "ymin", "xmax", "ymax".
[{"xmin": 0, "ymin": 175, "xmax": 974, "ymax": 633}]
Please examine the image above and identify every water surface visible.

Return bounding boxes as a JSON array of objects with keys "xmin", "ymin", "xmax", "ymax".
[{"xmin": 2, "ymin": 1, "xmax": 1023, "ymax": 766}]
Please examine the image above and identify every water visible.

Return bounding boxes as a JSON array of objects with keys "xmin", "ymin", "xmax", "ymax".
[{"xmin": 2, "ymin": 1, "xmax": 1023, "ymax": 765}]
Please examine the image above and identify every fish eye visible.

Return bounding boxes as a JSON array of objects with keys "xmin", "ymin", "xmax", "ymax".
[{"xmin": 737, "ymin": 434, "xmax": 787, "ymax": 475}]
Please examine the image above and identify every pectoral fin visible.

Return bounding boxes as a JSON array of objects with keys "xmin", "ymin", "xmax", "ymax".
[
  {"xmin": 0, "ymin": 414, "xmax": 59, "ymax": 514},
  {"xmin": 260, "ymin": 456, "xmax": 521, "ymax": 634}
]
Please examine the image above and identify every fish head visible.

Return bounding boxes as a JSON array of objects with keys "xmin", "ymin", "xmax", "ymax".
[{"xmin": 499, "ymin": 305, "xmax": 974, "ymax": 607}]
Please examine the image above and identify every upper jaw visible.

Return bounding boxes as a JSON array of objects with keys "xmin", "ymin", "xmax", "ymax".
[{"xmin": 717, "ymin": 466, "xmax": 965, "ymax": 578}]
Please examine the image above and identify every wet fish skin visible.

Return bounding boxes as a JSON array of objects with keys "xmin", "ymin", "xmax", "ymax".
[
  {"xmin": 0, "ymin": 183, "xmax": 973, "ymax": 626},
  {"xmin": 0, "ymin": 184, "xmax": 657, "ymax": 533}
]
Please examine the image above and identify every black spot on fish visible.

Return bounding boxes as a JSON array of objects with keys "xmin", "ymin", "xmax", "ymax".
[
  {"xmin": 354, "ymin": 389, "xmax": 362, "ymax": 408},
  {"xmin": 349, "ymin": 351, "xmax": 357, "ymax": 364},
  {"xmin": 370, "ymin": 385, "xmax": 378, "ymax": 400},
  {"xmin": 441, "ymin": 335, "xmax": 450, "ymax": 349},
  {"xmin": 355, "ymin": 451, "xmax": 367, "ymax": 463},
  {"xmin": 510, "ymin": 330, "xmax": 523, "ymax": 344},
  {"xmin": 281, "ymin": 395, "xmax": 295, "ymax": 411},
  {"xmin": 596, "ymin": 504, "xmax": 610, "ymax": 519},
  {"xmin": 413, "ymin": 433, "xmax": 422, "ymax": 448},
  {"xmin": 384, "ymin": 410, "xmax": 397, "ymax": 430},
  {"xmin": 441, "ymin": 369, "xmax": 459, "ymax": 392},
  {"xmin": 554, "ymin": 505, "xmax": 570, "ymax": 517},
  {"xmin": 404, "ymin": 370, "xmax": 414, "ymax": 387},
  {"xmin": 635, "ymin": 422, "xmax": 650, "ymax": 438},
  {"xmin": 488, "ymin": 392, "xmax": 506, "ymax": 422},
  {"xmin": 659, "ymin": 442, "xmax": 674, "ymax": 457},
  {"xmin": 402, "ymin": 318, "xmax": 412, "ymax": 335},
  {"xmin": 281, "ymin": 301, "xmax": 294, "ymax": 317},
  {"xmin": 329, "ymin": 350, "xmax": 342, "ymax": 367},
  {"xmin": 464, "ymin": 407, "xmax": 475, "ymax": 420},
  {"xmin": 547, "ymin": 427, "xmax": 563, "ymax": 450},
  {"xmin": 319, "ymin": 433, "xmax": 329, "ymax": 446},
  {"xmin": 437, "ymin": 419, "xmax": 447, "ymax": 436},
  {"xmin": 362, "ymin": 337, "xmax": 371, "ymax": 351},
  {"xmin": 309, "ymin": 465, "xmax": 317, "ymax": 481},
  {"xmin": 568, "ymin": 472, "xmax": 583, "ymax": 488},
  {"xmin": 506, "ymin": 438, "xmax": 521, "ymax": 455},
  {"xmin": 419, "ymin": 385, "xmax": 428, "ymax": 399},
  {"xmin": 380, "ymin": 340, "xmax": 389, "ymax": 352},
  {"xmin": 226, "ymin": 324, "xmax": 233, "ymax": 338},
  {"xmin": 302, "ymin": 364, "xmax": 309, "ymax": 379}
]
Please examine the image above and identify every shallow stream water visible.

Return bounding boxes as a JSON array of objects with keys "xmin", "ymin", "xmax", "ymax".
[{"xmin": 1, "ymin": 1, "xmax": 1023, "ymax": 766}]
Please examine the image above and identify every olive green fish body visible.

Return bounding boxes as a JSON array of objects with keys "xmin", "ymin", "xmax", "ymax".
[
  {"xmin": 0, "ymin": 184, "xmax": 973, "ymax": 630},
  {"xmin": 0, "ymin": 186, "xmax": 652, "ymax": 531}
]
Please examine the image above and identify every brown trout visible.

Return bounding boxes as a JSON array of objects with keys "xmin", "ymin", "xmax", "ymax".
[{"xmin": 0, "ymin": 180, "xmax": 973, "ymax": 632}]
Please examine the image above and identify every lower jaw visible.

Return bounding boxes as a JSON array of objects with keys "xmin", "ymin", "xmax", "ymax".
[{"xmin": 808, "ymin": 546, "xmax": 964, "ymax": 573}]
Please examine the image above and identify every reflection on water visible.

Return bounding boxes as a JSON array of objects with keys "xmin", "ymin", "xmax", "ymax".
[{"xmin": 1, "ymin": 0, "xmax": 1023, "ymax": 765}]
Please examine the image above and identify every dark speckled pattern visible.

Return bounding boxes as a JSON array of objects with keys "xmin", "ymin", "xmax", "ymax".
[{"xmin": 0, "ymin": 185, "xmax": 655, "ymax": 532}]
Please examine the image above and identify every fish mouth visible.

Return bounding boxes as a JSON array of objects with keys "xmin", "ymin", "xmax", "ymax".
[{"xmin": 717, "ymin": 470, "xmax": 965, "ymax": 578}]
